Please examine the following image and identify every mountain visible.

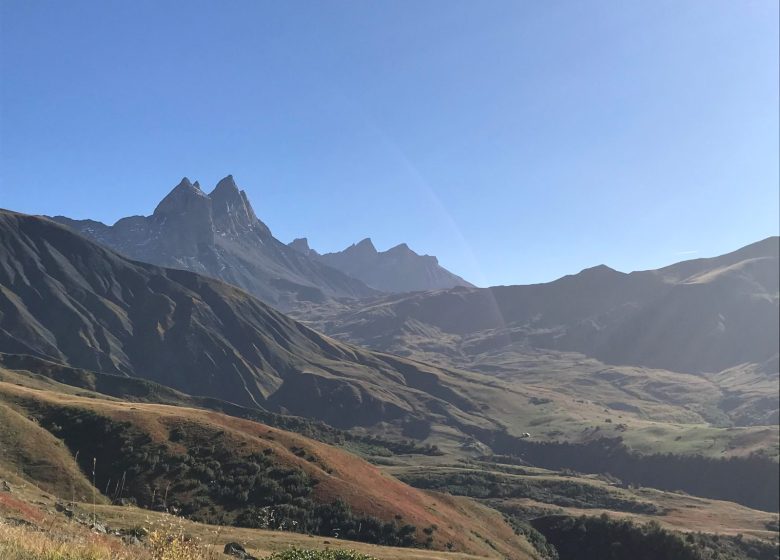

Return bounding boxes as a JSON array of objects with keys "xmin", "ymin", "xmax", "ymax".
[
  {"xmin": 51, "ymin": 176, "xmax": 377, "ymax": 310},
  {"xmin": 0, "ymin": 208, "xmax": 502, "ymax": 433},
  {"xmin": 2, "ymin": 209, "xmax": 777, "ymax": 432},
  {"xmin": 1, "ymin": 209, "xmax": 778, "ymax": 513},
  {"xmin": 296, "ymin": 237, "xmax": 779, "ymax": 375},
  {"xmin": 289, "ymin": 237, "xmax": 474, "ymax": 293}
]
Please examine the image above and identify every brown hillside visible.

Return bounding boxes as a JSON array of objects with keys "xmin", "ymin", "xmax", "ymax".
[{"xmin": 0, "ymin": 379, "xmax": 535, "ymax": 558}]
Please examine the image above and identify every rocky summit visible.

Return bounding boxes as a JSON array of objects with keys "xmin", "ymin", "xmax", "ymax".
[
  {"xmin": 290, "ymin": 236, "xmax": 474, "ymax": 293},
  {"xmin": 52, "ymin": 176, "xmax": 377, "ymax": 309}
]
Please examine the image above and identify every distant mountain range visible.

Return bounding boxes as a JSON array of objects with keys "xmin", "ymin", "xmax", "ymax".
[
  {"xmin": 288, "ymin": 237, "xmax": 474, "ymax": 293},
  {"xmin": 51, "ymin": 176, "xmax": 471, "ymax": 309},
  {"xmin": 297, "ymin": 237, "xmax": 780, "ymax": 375},
  {"xmin": 2, "ymin": 208, "xmax": 778, "ymax": 512}
]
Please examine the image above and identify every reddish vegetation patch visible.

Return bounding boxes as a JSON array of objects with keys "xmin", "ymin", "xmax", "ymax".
[
  {"xmin": 0, "ymin": 386, "xmax": 532, "ymax": 557},
  {"xmin": 86, "ymin": 531, "xmax": 132, "ymax": 555},
  {"xmin": 185, "ymin": 410, "xmax": 530, "ymax": 555},
  {"xmin": 0, "ymin": 492, "xmax": 46, "ymax": 523}
]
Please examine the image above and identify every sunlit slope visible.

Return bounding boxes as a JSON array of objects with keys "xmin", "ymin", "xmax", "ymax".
[
  {"xmin": 387, "ymin": 461, "xmax": 779, "ymax": 541},
  {"xmin": 0, "ymin": 400, "xmax": 99, "ymax": 501},
  {"xmin": 0, "ymin": 377, "xmax": 536, "ymax": 558}
]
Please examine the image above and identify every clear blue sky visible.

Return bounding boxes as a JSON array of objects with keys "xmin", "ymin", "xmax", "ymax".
[{"xmin": 1, "ymin": 1, "xmax": 777, "ymax": 286}]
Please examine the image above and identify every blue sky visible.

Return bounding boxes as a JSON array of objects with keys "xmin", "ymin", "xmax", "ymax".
[{"xmin": 1, "ymin": 1, "xmax": 777, "ymax": 286}]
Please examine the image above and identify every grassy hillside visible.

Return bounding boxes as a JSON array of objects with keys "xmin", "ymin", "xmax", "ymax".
[
  {"xmin": 0, "ymin": 354, "xmax": 443, "ymax": 459},
  {"xmin": 0, "ymin": 400, "xmax": 99, "ymax": 502},
  {"xmin": 0, "ymin": 477, "xmax": 528, "ymax": 560},
  {"xmin": 1, "ymin": 451, "xmax": 776, "ymax": 560},
  {"xmin": 0, "ymin": 377, "xmax": 536, "ymax": 558},
  {"xmin": 389, "ymin": 461, "xmax": 778, "ymax": 541}
]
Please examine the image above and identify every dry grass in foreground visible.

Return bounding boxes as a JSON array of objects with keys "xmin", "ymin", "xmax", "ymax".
[
  {"xmin": 0, "ymin": 519, "xmax": 149, "ymax": 560},
  {"xmin": 0, "ymin": 519, "xmax": 385, "ymax": 560}
]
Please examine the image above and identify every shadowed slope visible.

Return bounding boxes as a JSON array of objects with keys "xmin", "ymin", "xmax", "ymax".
[
  {"xmin": 298, "ymin": 238, "xmax": 779, "ymax": 375},
  {"xmin": 0, "ymin": 209, "xmax": 496, "ymax": 433}
]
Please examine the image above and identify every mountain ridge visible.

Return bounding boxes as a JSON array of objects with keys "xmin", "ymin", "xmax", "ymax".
[
  {"xmin": 289, "ymin": 236, "xmax": 475, "ymax": 293},
  {"xmin": 0, "ymin": 208, "xmax": 497, "ymax": 434},
  {"xmin": 52, "ymin": 176, "xmax": 378, "ymax": 310},
  {"xmin": 295, "ymin": 236, "xmax": 779, "ymax": 375}
]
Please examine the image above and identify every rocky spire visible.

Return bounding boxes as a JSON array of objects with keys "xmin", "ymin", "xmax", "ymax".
[
  {"xmin": 209, "ymin": 175, "xmax": 270, "ymax": 238},
  {"xmin": 153, "ymin": 177, "xmax": 210, "ymax": 216},
  {"xmin": 289, "ymin": 237, "xmax": 318, "ymax": 257},
  {"xmin": 348, "ymin": 238, "xmax": 378, "ymax": 256},
  {"xmin": 150, "ymin": 177, "xmax": 215, "ymax": 256}
]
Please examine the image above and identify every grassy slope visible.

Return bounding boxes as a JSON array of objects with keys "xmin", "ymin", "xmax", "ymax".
[
  {"xmin": 369, "ymin": 347, "xmax": 779, "ymax": 460},
  {"xmin": 0, "ymin": 358, "xmax": 775, "ymax": 536},
  {"xmin": 0, "ymin": 377, "xmax": 537, "ymax": 559},
  {"xmin": 384, "ymin": 461, "xmax": 779, "ymax": 542},
  {"xmin": 0, "ymin": 401, "xmax": 100, "ymax": 502},
  {"xmin": 0, "ymin": 483, "xmax": 522, "ymax": 560}
]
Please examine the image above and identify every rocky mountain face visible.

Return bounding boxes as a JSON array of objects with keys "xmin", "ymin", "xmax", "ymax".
[
  {"xmin": 288, "ymin": 237, "xmax": 319, "ymax": 258},
  {"xmin": 0, "ymin": 209, "xmax": 500, "ymax": 433},
  {"xmin": 51, "ymin": 176, "xmax": 377, "ymax": 310},
  {"xmin": 289, "ymin": 237, "xmax": 474, "ymax": 293},
  {"xmin": 297, "ymin": 238, "xmax": 780, "ymax": 375}
]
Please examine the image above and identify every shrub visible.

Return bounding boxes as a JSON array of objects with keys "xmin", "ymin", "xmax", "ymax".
[{"xmin": 263, "ymin": 549, "xmax": 378, "ymax": 560}]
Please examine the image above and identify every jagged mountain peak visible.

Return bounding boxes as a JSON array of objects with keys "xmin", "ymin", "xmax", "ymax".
[
  {"xmin": 209, "ymin": 175, "xmax": 244, "ymax": 204},
  {"xmin": 318, "ymin": 238, "xmax": 473, "ymax": 293},
  {"xmin": 50, "ymin": 175, "xmax": 378, "ymax": 309},
  {"xmin": 208, "ymin": 174, "xmax": 266, "ymax": 236},
  {"xmin": 386, "ymin": 242, "xmax": 439, "ymax": 264},
  {"xmin": 172, "ymin": 176, "xmax": 204, "ymax": 193},
  {"xmin": 291, "ymin": 237, "xmax": 311, "ymax": 250},
  {"xmin": 212, "ymin": 174, "xmax": 238, "ymax": 193},
  {"xmin": 388, "ymin": 242, "xmax": 410, "ymax": 251},
  {"xmin": 289, "ymin": 237, "xmax": 319, "ymax": 257},
  {"xmin": 351, "ymin": 237, "xmax": 378, "ymax": 253},
  {"xmin": 152, "ymin": 176, "xmax": 211, "ymax": 218}
]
